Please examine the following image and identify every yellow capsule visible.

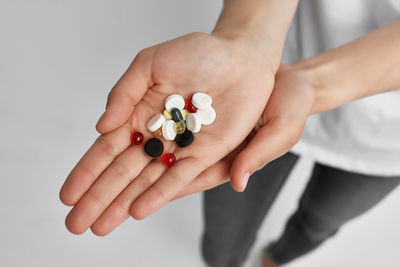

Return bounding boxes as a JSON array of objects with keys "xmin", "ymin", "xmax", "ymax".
[
  {"xmin": 181, "ymin": 109, "xmax": 188, "ymax": 120},
  {"xmin": 163, "ymin": 110, "xmax": 173, "ymax": 120},
  {"xmin": 174, "ymin": 121, "xmax": 186, "ymax": 134},
  {"xmin": 153, "ymin": 127, "xmax": 164, "ymax": 139}
]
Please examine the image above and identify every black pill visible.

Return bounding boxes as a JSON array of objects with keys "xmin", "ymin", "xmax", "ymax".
[
  {"xmin": 144, "ymin": 138, "xmax": 164, "ymax": 157},
  {"xmin": 175, "ymin": 129, "xmax": 194, "ymax": 147},
  {"xmin": 171, "ymin": 108, "xmax": 184, "ymax": 122}
]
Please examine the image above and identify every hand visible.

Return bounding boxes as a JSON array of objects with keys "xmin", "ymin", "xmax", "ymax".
[
  {"xmin": 173, "ymin": 65, "xmax": 316, "ymax": 199},
  {"xmin": 59, "ymin": 32, "xmax": 276, "ymax": 235}
]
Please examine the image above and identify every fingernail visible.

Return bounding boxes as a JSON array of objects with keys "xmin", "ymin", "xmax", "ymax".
[{"xmin": 241, "ymin": 172, "xmax": 250, "ymax": 191}]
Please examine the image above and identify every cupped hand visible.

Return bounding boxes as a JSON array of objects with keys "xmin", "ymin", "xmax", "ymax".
[
  {"xmin": 59, "ymin": 32, "xmax": 275, "ymax": 235},
  {"xmin": 173, "ymin": 65, "xmax": 316, "ymax": 199}
]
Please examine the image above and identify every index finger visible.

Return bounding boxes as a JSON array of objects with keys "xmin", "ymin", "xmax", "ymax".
[{"xmin": 59, "ymin": 123, "xmax": 131, "ymax": 206}]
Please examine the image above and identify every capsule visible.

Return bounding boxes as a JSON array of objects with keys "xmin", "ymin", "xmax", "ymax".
[
  {"xmin": 163, "ymin": 110, "xmax": 173, "ymax": 120},
  {"xmin": 174, "ymin": 121, "xmax": 186, "ymax": 134},
  {"xmin": 171, "ymin": 108, "xmax": 184, "ymax": 122}
]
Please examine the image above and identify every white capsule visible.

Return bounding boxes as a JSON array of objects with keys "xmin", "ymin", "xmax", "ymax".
[
  {"xmin": 197, "ymin": 106, "xmax": 216, "ymax": 125},
  {"xmin": 147, "ymin": 114, "xmax": 166, "ymax": 132},
  {"xmin": 165, "ymin": 94, "xmax": 185, "ymax": 112},
  {"xmin": 162, "ymin": 120, "xmax": 177, "ymax": 140},
  {"xmin": 186, "ymin": 113, "xmax": 202, "ymax": 133},
  {"xmin": 192, "ymin": 92, "xmax": 212, "ymax": 109}
]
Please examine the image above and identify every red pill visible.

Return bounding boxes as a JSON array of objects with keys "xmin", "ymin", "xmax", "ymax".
[
  {"xmin": 185, "ymin": 98, "xmax": 198, "ymax": 113},
  {"xmin": 131, "ymin": 131, "xmax": 144, "ymax": 145},
  {"xmin": 161, "ymin": 153, "xmax": 176, "ymax": 167}
]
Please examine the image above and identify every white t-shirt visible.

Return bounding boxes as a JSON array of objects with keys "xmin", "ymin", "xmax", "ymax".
[{"xmin": 283, "ymin": 0, "xmax": 400, "ymax": 176}]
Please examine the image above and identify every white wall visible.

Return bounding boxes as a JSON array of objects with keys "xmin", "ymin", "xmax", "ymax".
[{"xmin": 0, "ymin": 1, "xmax": 399, "ymax": 267}]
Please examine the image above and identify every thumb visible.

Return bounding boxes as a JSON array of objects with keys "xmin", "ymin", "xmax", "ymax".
[
  {"xmin": 96, "ymin": 50, "xmax": 152, "ymax": 134},
  {"xmin": 229, "ymin": 117, "xmax": 304, "ymax": 192}
]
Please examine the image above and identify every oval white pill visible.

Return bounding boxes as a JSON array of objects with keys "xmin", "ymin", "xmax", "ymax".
[
  {"xmin": 165, "ymin": 94, "xmax": 185, "ymax": 112},
  {"xmin": 147, "ymin": 114, "xmax": 166, "ymax": 132},
  {"xmin": 197, "ymin": 106, "xmax": 216, "ymax": 125},
  {"xmin": 162, "ymin": 120, "xmax": 177, "ymax": 140},
  {"xmin": 192, "ymin": 92, "xmax": 212, "ymax": 109},
  {"xmin": 186, "ymin": 113, "xmax": 202, "ymax": 133}
]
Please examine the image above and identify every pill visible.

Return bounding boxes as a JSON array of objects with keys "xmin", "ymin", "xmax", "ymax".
[
  {"xmin": 162, "ymin": 120, "xmax": 177, "ymax": 141},
  {"xmin": 186, "ymin": 113, "xmax": 201, "ymax": 133},
  {"xmin": 197, "ymin": 106, "xmax": 216, "ymax": 125},
  {"xmin": 165, "ymin": 94, "xmax": 185, "ymax": 112},
  {"xmin": 163, "ymin": 110, "xmax": 173, "ymax": 120},
  {"xmin": 185, "ymin": 98, "xmax": 198, "ymax": 113},
  {"xmin": 175, "ymin": 129, "xmax": 194, "ymax": 147},
  {"xmin": 153, "ymin": 128, "xmax": 164, "ymax": 140},
  {"xmin": 130, "ymin": 131, "xmax": 144, "ymax": 145},
  {"xmin": 147, "ymin": 114, "xmax": 166, "ymax": 132},
  {"xmin": 192, "ymin": 92, "xmax": 212, "ymax": 109},
  {"xmin": 174, "ymin": 121, "xmax": 186, "ymax": 134},
  {"xmin": 144, "ymin": 138, "xmax": 164, "ymax": 157},
  {"xmin": 182, "ymin": 109, "xmax": 188, "ymax": 120},
  {"xmin": 171, "ymin": 108, "xmax": 184, "ymax": 122},
  {"xmin": 161, "ymin": 153, "xmax": 176, "ymax": 167}
]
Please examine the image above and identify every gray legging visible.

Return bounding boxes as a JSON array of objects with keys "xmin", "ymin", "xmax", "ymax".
[{"xmin": 202, "ymin": 152, "xmax": 400, "ymax": 267}]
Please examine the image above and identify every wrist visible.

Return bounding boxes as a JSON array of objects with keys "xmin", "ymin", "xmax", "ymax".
[
  {"xmin": 211, "ymin": 29, "xmax": 279, "ymax": 74},
  {"xmin": 289, "ymin": 58, "xmax": 337, "ymax": 115},
  {"xmin": 212, "ymin": 0, "xmax": 299, "ymax": 74}
]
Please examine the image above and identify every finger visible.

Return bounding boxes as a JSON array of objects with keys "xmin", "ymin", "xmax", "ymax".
[
  {"xmin": 129, "ymin": 158, "xmax": 205, "ymax": 220},
  {"xmin": 59, "ymin": 124, "xmax": 131, "ymax": 206},
  {"xmin": 172, "ymin": 140, "xmax": 247, "ymax": 200},
  {"xmin": 90, "ymin": 161, "xmax": 167, "ymax": 236},
  {"xmin": 65, "ymin": 143, "xmax": 151, "ymax": 235},
  {"xmin": 172, "ymin": 159, "xmax": 230, "ymax": 201},
  {"xmin": 230, "ymin": 117, "xmax": 304, "ymax": 192},
  {"xmin": 96, "ymin": 50, "xmax": 152, "ymax": 134}
]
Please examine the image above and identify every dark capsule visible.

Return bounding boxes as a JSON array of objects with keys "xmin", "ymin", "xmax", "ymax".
[
  {"xmin": 175, "ymin": 129, "xmax": 194, "ymax": 147},
  {"xmin": 144, "ymin": 138, "xmax": 164, "ymax": 157},
  {"xmin": 171, "ymin": 107, "xmax": 184, "ymax": 122}
]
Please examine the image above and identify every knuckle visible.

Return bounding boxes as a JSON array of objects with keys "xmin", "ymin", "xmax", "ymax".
[
  {"xmin": 96, "ymin": 136, "xmax": 117, "ymax": 158},
  {"xmin": 112, "ymin": 197, "xmax": 129, "ymax": 217},
  {"xmin": 135, "ymin": 48, "xmax": 150, "ymax": 63},
  {"xmin": 139, "ymin": 176, "xmax": 154, "ymax": 191},
  {"xmin": 112, "ymin": 159, "xmax": 134, "ymax": 180},
  {"xmin": 152, "ymin": 183, "xmax": 170, "ymax": 202},
  {"xmin": 286, "ymin": 124, "xmax": 303, "ymax": 147},
  {"xmin": 75, "ymin": 161, "xmax": 96, "ymax": 180},
  {"xmin": 273, "ymin": 117, "xmax": 303, "ymax": 148},
  {"xmin": 87, "ymin": 190, "xmax": 107, "ymax": 207},
  {"xmin": 256, "ymin": 157, "xmax": 268, "ymax": 171},
  {"xmin": 168, "ymin": 169, "xmax": 187, "ymax": 188}
]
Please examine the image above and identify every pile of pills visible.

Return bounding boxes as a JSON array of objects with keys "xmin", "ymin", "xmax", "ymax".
[{"xmin": 130, "ymin": 92, "xmax": 216, "ymax": 167}]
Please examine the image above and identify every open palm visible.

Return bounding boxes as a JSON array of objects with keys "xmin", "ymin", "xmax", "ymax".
[
  {"xmin": 59, "ymin": 32, "xmax": 275, "ymax": 235},
  {"xmin": 174, "ymin": 65, "xmax": 316, "ymax": 200}
]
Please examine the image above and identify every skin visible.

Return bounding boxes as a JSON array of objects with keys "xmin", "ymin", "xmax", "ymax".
[
  {"xmin": 59, "ymin": 0, "xmax": 299, "ymax": 236},
  {"xmin": 60, "ymin": 32, "xmax": 274, "ymax": 234},
  {"xmin": 177, "ymin": 18, "xmax": 400, "ymax": 201},
  {"xmin": 59, "ymin": 3, "xmax": 400, "ymax": 256}
]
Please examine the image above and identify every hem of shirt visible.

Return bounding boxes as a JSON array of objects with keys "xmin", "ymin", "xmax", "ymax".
[{"xmin": 290, "ymin": 140, "xmax": 400, "ymax": 177}]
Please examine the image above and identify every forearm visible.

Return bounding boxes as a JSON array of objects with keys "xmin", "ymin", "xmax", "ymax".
[
  {"xmin": 293, "ymin": 19, "xmax": 400, "ymax": 114},
  {"xmin": 213, "ymin": 0, "xmax": 299, "ymax": 72}
]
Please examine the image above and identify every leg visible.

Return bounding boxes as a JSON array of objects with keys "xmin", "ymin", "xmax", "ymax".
[
  {"xmin": 201, "ymin": 152, "xmax": 299, "ymax": 267},
  {"xmin": 267, "ymin": 163, "xmax": 400, "ymax": 265}
]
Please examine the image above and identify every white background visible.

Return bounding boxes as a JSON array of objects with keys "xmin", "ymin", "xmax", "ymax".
[{"xmin": 0, "ymin": 1, "xmax": 399, "ymax": 267}]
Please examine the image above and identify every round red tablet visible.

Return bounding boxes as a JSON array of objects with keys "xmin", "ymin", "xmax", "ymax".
[
  {"xmin": 131, "ymin": 131, "xmax": 144, "ymax": 145},
  {"xmin": 185, "ymin": 98, "xmax": 198, "ymax": 113},
  {"xmin": 161, "ymin": 153, "xmax": 176, "ymax": 167}
]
